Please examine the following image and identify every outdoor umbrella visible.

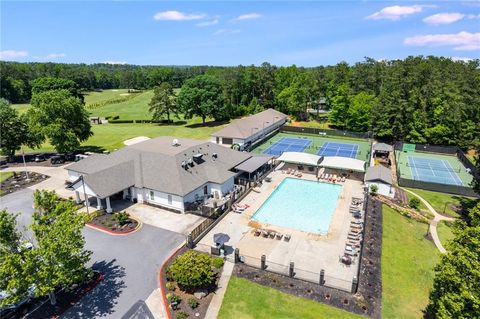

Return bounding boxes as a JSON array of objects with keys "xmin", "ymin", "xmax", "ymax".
[{"xmin": 213, "ymin": 233, "xmax": 230, "ymax": 245}]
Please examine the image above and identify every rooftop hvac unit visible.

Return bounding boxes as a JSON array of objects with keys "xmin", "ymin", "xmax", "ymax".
[
  {"xmin": 181, "ymin": 161, "xmax": 188, "ymax": 169},
  {"xmin": 188, "ymin": 158, "xmax": 194, "ymax": 166},
  {"xmin": 172, "ymin": 139, "xmax": 180, "ymax": 146},
  {"xmin": 212, "ymin": 153, "xmax": 218, "ymax": 158}
]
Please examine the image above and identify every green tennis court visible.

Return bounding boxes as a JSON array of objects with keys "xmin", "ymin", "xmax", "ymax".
[
  {"xmin": 396, "ymin": 150, "xmax": 473, "ymax": 187},
  {"xmin": 251, "ymin": 132, "xmax": 371, "ymax": 162}
]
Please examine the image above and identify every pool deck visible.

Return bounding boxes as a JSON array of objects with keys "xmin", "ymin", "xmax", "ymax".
[{"xmin": 196, "ymin": 164, "xmax": 365, "ymax": 291}]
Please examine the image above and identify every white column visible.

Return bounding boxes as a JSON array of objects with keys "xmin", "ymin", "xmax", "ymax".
[
  {"xmin": 75, "ymin": 191, "xmax": 81, "ymax": 204},
  {"xmin": 106, "ymin": 196, "xmax": 112, "ymax": 213},
  {"xmin": 96, "ymin": 197, "xmax": 103, "ymax": 210}
]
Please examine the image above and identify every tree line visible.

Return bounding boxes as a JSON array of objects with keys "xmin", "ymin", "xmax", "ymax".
[{"xmin": 1, "ymin": 56, "xmax": 479, "ymax": 148}]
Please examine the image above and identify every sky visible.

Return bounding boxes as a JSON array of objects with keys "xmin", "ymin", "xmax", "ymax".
[{"xmin": 1, "ymin": 1, "xmax": 479, "ymax": 66}]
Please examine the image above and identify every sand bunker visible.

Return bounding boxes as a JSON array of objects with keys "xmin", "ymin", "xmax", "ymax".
[
  {"xmin": 119, "ymin": 93, "xmax": 131, "ymax": 96},
  {"xmin": 123, "ymin": 136, "xmax": 151, "ymax": 146}
]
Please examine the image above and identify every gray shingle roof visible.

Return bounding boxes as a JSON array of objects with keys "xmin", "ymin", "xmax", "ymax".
[
  {"xmin": 365, "ymin": 165, "xmax": 393, "ymax": 185},
  {"xmin": 66, "ymin": 137, "xmax": 252, "ymax": 198},
  {"xmin": 211, "ymin": 109, "xmax": 287, "ymax": 139}
]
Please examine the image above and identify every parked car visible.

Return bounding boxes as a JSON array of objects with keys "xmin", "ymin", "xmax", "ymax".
[
  {"xmin": 34, "ymin": 154, "xmax": 46, "ymax": 162},
  {"xmin": 0, "ymin": 286, "xmax": 36, "ymax": 319},
  {"xmin": 50, "ymin": 155, "xmax": 65, "ymax": 165}
]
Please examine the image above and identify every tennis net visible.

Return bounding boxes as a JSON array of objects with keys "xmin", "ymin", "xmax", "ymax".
[{"xmin": 406, "ymin": 162, "xmax": 461, "ymax": 173}]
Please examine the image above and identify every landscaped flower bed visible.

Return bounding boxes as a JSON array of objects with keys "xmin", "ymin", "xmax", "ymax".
[
  {"xmin": 0, "ymin": 171, "xmax": 48, "ymax": 196},
  {"xmin": 88, "ymin": 211, "xmax": 139, "ymax": 233},
  {"xmin": 163, "ymin": 250, "xmax": 225, "ymax": 318}
]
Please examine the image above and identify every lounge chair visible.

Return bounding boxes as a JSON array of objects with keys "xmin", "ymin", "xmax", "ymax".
[
  {"xmin": 269, "ymin": 231, "xmax": 276, "ymax": 238},
  {"xmin": 254, "ymin": 229, "xmax": 261, "ymax": 236},
  {"xmin": 351, "ymin": 220, "xmax": 363, "ymax": 225},
  {"xmin": 350, "ymin": 228, "xmax": 362, "ymax": 234},
  {"xmin": 344, "ymin": 249, "xmax": 358, "ymax": 257},
  {"xmin": 351, "ymin": 224, "xmax": 363, "ymax": 230},
  {"xmin": 284, "ymin": 234, "xmax": 291, "ymax": 241},
  {"xmin": 275, "ymin": 233, "xmax": 283, "ymax": 240},
  {"xmin": 341, "ymin": 176, "xmax": 346, "ymax": 182},
  {"xmin": 262, "ymin": 230, "xmax": 269, "ymax": 238},
  {"xmin": 232, "ymin": 204, "xmax": 245, "ymax": 211}
]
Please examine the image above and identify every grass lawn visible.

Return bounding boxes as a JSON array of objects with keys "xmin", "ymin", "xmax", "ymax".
[
  {"xmin": 84, "ymin": 89, "xmax": 131, "ymax": 105},
  {"xmin": 22, "ymin": 119, "xmax": 225, "ymax": 153},
  {"xmin": 437, "ymin": 220, "xmax": 455, "ymax": 249},
  {"xmin": 405, "ymin": 188, "xmax": 475, "ymax": 218},
  {"xmin": 89, "ymin": 90, "xmax": 155, "ymax": 120},
  {"xmin": 218, "ymin": 276, "xmax": 364, "ymax": 319},
  {"xmin": 382, "ymin": 205, "xmax": 439, "ymax": 319},
  {"xmin": 0, "ymin": 171, "xmax": 13, "ymax": 183},
  {"xmin": 12, "ymin": 103, "xmax": 31, "ymax": 114}
]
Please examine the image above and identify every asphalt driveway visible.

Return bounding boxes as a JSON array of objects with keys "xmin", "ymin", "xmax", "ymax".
[{"xmin": 0, "ymin": 188, "xmax": 185, "ymax": 319}]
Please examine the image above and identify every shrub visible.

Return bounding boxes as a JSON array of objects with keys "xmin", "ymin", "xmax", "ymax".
[
  {"xmin": 166, "ymin": 293, "xmax": 181, "ymax": 304},
  {"xmin": 167, "ymin": 251, "xmax": 216, "ymax": 290},
  {"xmin": 409, "ymin": 197, "xmax": 421, "ymax": 210},
  {"xmin": 369, "ymin": 184, "xmax": 378, "ymax": 195},
  {"xmin": 176, "ymin": 312, "xmax": 188, "ymax": 319},
  {"xmin": 212, "ymin": 257, "xmax": 224, "ymax": 269},
  {"xmin": 115, "ymin": 211, "xmax": 130, "ymax": 226},
  {"xmin": 165, "ymin": 281, "xmax": 176, "ymax": 291},
  {"xmin": 187, "ymin": 297, "xmax": 199, "ymax": 309}
]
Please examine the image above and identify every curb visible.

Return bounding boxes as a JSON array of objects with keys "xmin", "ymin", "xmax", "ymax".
[
  {"xmin": 86, "ymin": 217, "xmax": 142, "ymax": 236},
  {"xmin": 157, "ymin": 241, "xmax": 186, "ymax": 319}
]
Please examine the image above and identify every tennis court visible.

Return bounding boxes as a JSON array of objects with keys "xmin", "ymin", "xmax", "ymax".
[
  {"xmin": 262, "ymin": 137, "xmax": 311, "ymax": 156},
  {"xmin": 407, "ymin": 156, "xmax": 463, "ymax": 186},
  {"xmin": 317, "ymin": 142, "xmax": 358, "ymax": 159}
]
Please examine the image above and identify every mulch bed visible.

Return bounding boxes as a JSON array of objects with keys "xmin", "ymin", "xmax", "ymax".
[
  {"xmin": 233, "ymin": 195, "xmax": 383, "ymax": 319},
  {"xmin": 23, "ymin": 271, "xmax": 104, "ymax": 319},
  {"xmin": 0, "ymin": 171, "xmax": 48, "ymax": 196},
  {"xmin": 89, "ymin": 213, "xmax": 138, "ymax": 233},
  {"xmin": 161, "ymin": 247, "xmax": 222, "ymax": 319}
]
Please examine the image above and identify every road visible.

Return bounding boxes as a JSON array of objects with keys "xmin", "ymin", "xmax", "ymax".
[{"xmin": 0, "ymin": 186, "xmax": 184, "ymax": 318}]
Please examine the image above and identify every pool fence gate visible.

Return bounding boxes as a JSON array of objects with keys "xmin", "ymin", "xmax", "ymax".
[{"xmin": 394, "ymin": 142, "xmax": 479, "ymax": 197}]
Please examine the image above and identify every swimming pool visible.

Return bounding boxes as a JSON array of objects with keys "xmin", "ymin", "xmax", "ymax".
[{"xmin": 251, "ymin": 178, "xmax": 342, "ymax": 234}]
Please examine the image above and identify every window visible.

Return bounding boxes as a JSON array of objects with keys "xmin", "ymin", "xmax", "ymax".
[
  {"xmin": 168, "ymin": 195, "xmax": 172, "ymax": 205},
  {"xmin": 149, "ymin": 191, "xmax": 154, "ymax": 200},
  {"xmin": 203, "ymin": 185, "xmax": 208, "ymax": 195},
  {"xmin": 222, "ymin": 138, "xmax": 233, "ymax": 145},
  {"xmin": 216, "ymin": 137, "xmax": 220, "ymax": 144}
]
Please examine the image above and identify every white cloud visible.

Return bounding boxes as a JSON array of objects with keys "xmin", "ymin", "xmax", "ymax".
[
  {"xmin": 45, "ymin": 53, "xmax": 65, "ymax": 59},
  {"xmin": 404, "ymin": 31, "xmax": 480, "ymax": 51},
  {"xmin": 196, "ymin": 19, "xmax": 219, "ymax": 27},
  {"xmin": 213, "ymin": 29, "xmax": 240, "ymax": 35},
  {"xmin": 450, "ymin": 56, "xmax": 474, "ymax": 62},
  {"xmin": 102, "ymin": 61, "xmax": 128, "ymax": 65},
  {"xmin": 423, "ymin": 13, "xmax": 465, "ymax": 25},
  {"xmin": 366, "ymin": 5, "xmax": 427, "ymax": 20},
  {"xmin": 153, "ymin": 10, "xmax": 205, "ymax": 21},
  {"xmin": 0, "ymin": 50, "xmax": 28, "ymax": 59},
  {"xmin": 232, "ymin": 13, "xmax": 262, "ymax": 21}
]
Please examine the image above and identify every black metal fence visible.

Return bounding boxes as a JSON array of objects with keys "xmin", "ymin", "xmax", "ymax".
[{"xmin": 280, "ymin": 126, "xmax": 371, "ymax": 139}]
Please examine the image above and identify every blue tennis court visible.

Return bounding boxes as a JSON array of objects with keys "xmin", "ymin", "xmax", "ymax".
[
  {"xmin": 407, "ymin": 156, "xmax": 463, "ymax": 186},
  {"xmin": 262, "ymin": 137, "xmax": 311, "ymax": 156},
  {"xmin": 317, "ymin": 142, "xmax": 358, "ymax": 159}
]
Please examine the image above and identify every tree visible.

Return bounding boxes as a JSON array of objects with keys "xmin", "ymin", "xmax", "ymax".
[
  {"xmin": 0, "ymin": 210, "xmax": 21, "ymax": 256},
  {"xmin": 28, "ymin": 89, "xmax": 92, "ymax": 153},
  {"xmin": 167, "ymin": 251, "xmax": 216, "ymax": 291},
  {"xmin": 0, "ymin": 192, "xmax": 92, "ymax": 306},
  {"xmin": 369, "ymin": 184, "xmax": 378, "ymax": 195},
  {"xmin": 177, "ymin": 75, "xmax": 226, "ymax": 124},
  {"xmin": 409, "ymin": 197, "xmax": 421, "ymax": 210},
  {"xmin": 328, "ymin": 83, "xmax": 351, "ymax": 129},
  {"xmin": 346, "ymin": 92, "xmax": 375, "ymax": 132},
  {"xmin": 31, "ymin": 198, "xmax": 91, "ymax": 305},
  {"xmin": 0, "ymin": 99, "xmax": 41, "ymax": 158},
  {"xmin": 149, "ymin": 82, "xmax": 177, "ymax": 122},
  {"xmin": 425, "ymin": 203, "xmax": 480, "ymax": 319},
  {"xmin": 31, "ymin": 77, "xmax": 84, "ymax": 102}
]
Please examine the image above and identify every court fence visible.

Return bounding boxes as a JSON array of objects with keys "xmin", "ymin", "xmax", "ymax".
[
  {"xmin": 280, "ymin": 126, "xmax": 371, "ymax": 140},
  {"xmin": 394, "ymin": 142, "xmax": 479, "ymax": 197}
]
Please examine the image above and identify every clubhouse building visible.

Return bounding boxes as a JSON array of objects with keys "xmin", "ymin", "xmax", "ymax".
[{"xmin": 211, "ymin": 108, "xmax": 287, "ymax": 150}]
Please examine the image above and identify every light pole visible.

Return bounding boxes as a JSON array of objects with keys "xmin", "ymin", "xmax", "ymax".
[
  {"xmin": 81, "ymin": 175, "xmax": 90, "ymax": 214},
  {"xmin": 21, "ymin": 147, "xmax": 30, "ymax": 181}
]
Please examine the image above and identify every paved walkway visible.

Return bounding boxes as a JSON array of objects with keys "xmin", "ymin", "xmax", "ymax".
[
  {"xmin": 402, "ymin": 188, "xmax": 456, "ymax": 254},
  {"xmin": 204, "ymin": 261, "xmax": 234, "ymax": 319}
]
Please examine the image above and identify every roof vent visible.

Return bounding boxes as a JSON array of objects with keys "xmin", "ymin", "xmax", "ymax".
[
  {"xmin": 188, "ymin": 158, "xmax": 194, "ymax": 166},
  {"xmin": 181, "ymin": 161, "xmax": 188, "ymax": 169},
  {"xmin": 172, "ymin": 139, "xmax": 180, "ymax": 146},
  {"xmin": 212, "ymin": 153, "xmax": 218, "ymax": 159}
]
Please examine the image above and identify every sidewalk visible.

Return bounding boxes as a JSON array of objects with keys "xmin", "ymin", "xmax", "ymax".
[{"xmin": 204, "ymin": 261, "xmax": 234, "ymax": 319}]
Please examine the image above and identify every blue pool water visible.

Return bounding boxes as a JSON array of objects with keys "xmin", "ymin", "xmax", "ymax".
[{"xmin": 251, "ymin": 178, "xmax": 342, "ymax": 234}]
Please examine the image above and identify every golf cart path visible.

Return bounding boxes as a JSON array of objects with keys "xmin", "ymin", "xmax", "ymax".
[{"xmin": 402, "ymin": 188, "xmax": 456, "ymax": 254}]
